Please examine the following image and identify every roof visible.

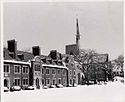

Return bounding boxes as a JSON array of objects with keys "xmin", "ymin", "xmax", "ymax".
[
  {"xmin": 4, "ymin": 48, "xmax": 65, "ymax": 66},
  {"xmin": 42, "ymin": 64, "xmax": 68, "ymax": 70},
  {"xmin": 91, "ymin": 54, "xmax": 108, "ymax": 63},
  {"xmin": 65, "ymin": 44, "xmax": 77, "ymax": 47},
  {"xmin": 4, "ymin": 48, "xmax": 35, "ymax": 62}
]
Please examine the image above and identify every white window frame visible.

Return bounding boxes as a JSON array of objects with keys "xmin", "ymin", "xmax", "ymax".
[
  {"xmin": 52, "ymin": 78, "xmax": 56, "ymax": 85},
  {"xmin": 35, "ymin": 64, "xmax": 40, "ymax": 71},
  {"xmin": 74, "ymin": 70, "xmax": 76, "ymax": 75},
  {"xmin": 14, "ymin": 65, "xmax": 21, "ymax": 74},
  {"xmin": 70, "ymin": 70, "xmax": 72, "ymax": 75},
  {"xmin": 70, "ymin": 79, "xmax": 72, "ymax": 85},
  {"xmin": 22, "ymin": 78, "xmax": 28, "ymax": 86},
  {"xmin": 46, "ymin": 78, "xmax": 50, "ymax": 85},
  {"xmin": 42, "ymin": 69, "xmax": 44, "ymax": 74},
  {"xmin": 52, "ymin": 69, "xmax": 56, "ymax": 75},
  {"xmin": 14, "ymin": 78, "xmax": 20, "ymax": 86},
  {"xmin": 46, "ymin": 68, "xmax": 50, "ymax": 75},
  {"xmin": 58, "ymin": 78, "xmax": 61, "ymax": 84},
  {"xmin": 42, "ymin": 78, "xmax": 45, "ymax": 85},
  {"xmin": 4, "ymin": 64, "xmax": 10, "ymax": 73},
  {"xmin": 58, "ymin": 69, "xmax": 61, "ymax": 75},
  {"xmin": 62, "ymin": 69, "xmax": 66, "ymax": 76},
  {"xmin": 63, "ymin": 78, "xmax": 66, "ymax": 84},
  {"xmin": 22, "ymin": 66, "xmax": 29, "ymax": 74}
]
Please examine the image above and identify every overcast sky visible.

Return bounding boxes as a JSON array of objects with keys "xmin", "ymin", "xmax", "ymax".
[{"xmin": 3, "ymin": 2, "xmax": 123, "ymax": 60}]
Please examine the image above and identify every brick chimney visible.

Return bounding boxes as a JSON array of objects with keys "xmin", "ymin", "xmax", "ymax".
[
  {"xmin": 7, "ymin": 39, "xmax": 17, "ymax": 59},
  {"xmin": 32, "ymin": 46, "xmax": 40, "ymax": 56},
  {"xmin": 50, "ymin": 50, "xmax": 57, "ymax": 60}
]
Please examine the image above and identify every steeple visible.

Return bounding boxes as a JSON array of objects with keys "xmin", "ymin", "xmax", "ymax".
[{"xmin": 76, "ymin": 18, "xmax": 80, "ymax": 54}]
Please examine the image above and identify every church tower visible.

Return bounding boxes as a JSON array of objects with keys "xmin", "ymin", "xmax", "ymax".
[
  {"xmin": 76, "ymin": 18, "xmax": 80, "ymax": 55},
  {"xmin": 65, "ymin": 18, "xmax": 81, "ymax": 56}
]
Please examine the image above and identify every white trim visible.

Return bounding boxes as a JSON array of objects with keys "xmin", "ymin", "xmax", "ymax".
[
  {"xmin": 57, "ymin": 69, "xmax": 61, "ymax": 75},
  {"xmin": 4, "ymin": 78, "xmax": 10, "ymax": 89},
  {"xmin": 52, "ymin": 78, "xmax": 56, "ymax": 85},
  {"xmin": 46, "ymin": 68, "xmax": 50, "ymax": 75},
  {"xmin": 42, "ymin": 78, "xmax": 45, "ymax": 85},
  {"xmin": 46, "ymin": 78, "xmax": 50, "ymax": 85},
  {"xmin": 62, "ymin": 69, "xmax": 66, "ymax": 76},
  {"xmin": 14, "ymin": 78, "xmax": 20, "ymax": 86},
  {"xmin": 74, "ymin": 70, "xmax": 76, "ymax": 76},
  {"xmin": 58, "ymin": 78, "xmax": 61, "ymax": 84},
  {"xmin": 52, "ymin": 69, "xmax": 56, "ymax": 75},
  {"xmin": 42, "ymin": 64, "xmax": 68, "ymax": 70},
  {"xmin": 22, "ymin": 78, "xmax": 28, "ymax": 86},
  {"xmin": 4, "ymin": 60, "xmax": 31, "ymax": 66},
  {"xmin": 4, "ymin": 64, "xmax": 10, "ymax": 73},
  {"xmin": 63, "ymin": 78, "xmax": 66, "ymax": 84},
  {"xmin": 70, "ymin": 70, "xmax": 72, "ymax": 75},
  {"xmin": 22, "ymin": 65, "xmax": 29, "ymax": 74},
  {"xmin": 14, "ymin": 65, "xmax": 21, "ymax": 74}
]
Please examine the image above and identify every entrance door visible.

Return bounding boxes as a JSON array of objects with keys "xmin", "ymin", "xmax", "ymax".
[
  {"xmin": 36, "ymin": 78, "xmax": 40, "ymax": 89},
  {"xmin": 77, "ymin": 73, "xmax": 81, "ymax": 84},
  {"xmin": 4, "ymin": 79, "xmax": 8, "ymax": 87}
]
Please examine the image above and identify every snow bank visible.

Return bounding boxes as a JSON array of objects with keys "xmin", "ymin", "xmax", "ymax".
[{"xmin": 3, "ymin": 82, "xmax": 125, "ymax": 102}]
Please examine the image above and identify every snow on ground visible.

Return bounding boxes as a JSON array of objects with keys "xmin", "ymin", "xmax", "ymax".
[{"xmin": 3, "ymin": 82, "xmax": 125, "ymax": 102}]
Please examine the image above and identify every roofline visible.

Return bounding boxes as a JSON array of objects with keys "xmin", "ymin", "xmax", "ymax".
[
  {"xmin": 3, "ymin": 60, "xmax": 31, "ymax": 65},
  {"xmin": 42, "ymin": 64, "xmax": 68, "ymax": 70}
]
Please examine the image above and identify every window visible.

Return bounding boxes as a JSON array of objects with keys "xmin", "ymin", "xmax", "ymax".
[
  {"xmin": 58, "ymin": 78, "xmax": 61, "ymax": 84},
  {"xmin": 46, "ymin": 79, "xmax": 50, "ymax": 84},
  {"xmin": 73, "ymin": 79, "xmax": 76, "ymax": 84},
  {"xmin": 74, "ymin": 70, "xmax": 76, "ymax": 75},
  {"xmin": 14, "ymin": 78, "xmax": 20, "ymax": 86},
  {"xmin": 70, "ymin": 70, "xmax": 72, "ymax": 75},
  {"xmin": 14, "ymin": 65, "xmax": 21, "ymax": 74},
  {"xmin": 42, "ymin": 79, "xmax": 44, "ymax": 84},
  {"xmin": 52, "ymin": 69, "xmax": 56, "ymax": 74},
  {"xmin": 35, "ymin": 64, "xmax": 40, "ymax": 71},
  {"xmin": 70, "ymin": 79, "xmax": 72, "ymax": 84},
  {"xmin": 63, "ymin": 78, "xmax": 66, "ymax": 84},
  {"xmin": 52, "ymin": 79, "xmax": 56, "ymax": 85},
  {"xmin": 22, "ymin": 66, "xmax": 29, "ymax": 74},
  {"xmin": 4, "ymin": 64, "xmax": 10, "ymax": 73},
  {"xmin": 42, "ymin": 69, "xmax": 44, "ymax": 74},
  {"xmin": 23, "ymin": 78, "xmax": 28, "ymax": 85},
  {"xmin": 58, "ymin": 69, "xmax": 61, "ymax": 75},
  {"xmin": 46, "ymin": 69, "xmax": 50, "ymax": 74},
  {"xmin": 71, "ymin": 63, "xmax": 74, "ymax": 67},
  {"xmin": 63, "ymin": 70, "xmax": 66, "ymax": 75}
]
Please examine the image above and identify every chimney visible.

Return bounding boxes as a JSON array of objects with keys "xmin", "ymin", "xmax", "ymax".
[
  {"xmin": 7, "ymin": 39, "xmax": 17, "ymax": 59},
  {"xmin": 32, "ymin": 46, "xmax": 40, "ymax": 56},
  {"xmin": 50, "ymin": 50, "xmax": 57, "ymax": 60}
]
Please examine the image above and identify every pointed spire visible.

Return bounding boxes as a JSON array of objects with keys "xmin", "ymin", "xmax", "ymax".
[
  {"xmin": 76, "ymin": 18, "xmax": 80, "ymax": 35},
  {"xmin": 76, "ymin": 18, "xmax": 80, "ymax": 44}
]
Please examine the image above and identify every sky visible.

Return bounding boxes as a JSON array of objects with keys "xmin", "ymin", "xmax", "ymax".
[{"xmin": 3, "ymin": 2, "xmax": 123, "ymax": 60}]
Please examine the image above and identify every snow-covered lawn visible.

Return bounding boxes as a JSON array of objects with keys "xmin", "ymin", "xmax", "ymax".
[{"xmin": 3, "ymin": 82, "xmax": 125, "ymax": 102}]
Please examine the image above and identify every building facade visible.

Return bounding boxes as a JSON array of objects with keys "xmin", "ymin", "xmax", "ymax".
[{"xmin": 4, "ymin": 60, "xmax": 30, "ymax": 90}]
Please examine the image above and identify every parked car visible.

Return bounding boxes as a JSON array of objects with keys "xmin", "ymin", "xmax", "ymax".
[
  {"xmin": 23, "ymin": 86, "xmax": 34, "ymax": 90},
  {"xmin": 56, "ymin": 84, "xmax": 63, "ymax": 88},
  {"xmin": 4, "ymin": 87, "xmax": 9, "ymax": 92},
  {"xmin": 10, "ymin": 86, "xmax": 21, "ymax": 91},
  {"xmin": 49, "ymin": 85, "xmax": 56, "ymax": 88},
  {"xmin": 43, "ymin": 86, "xmax": 48, "ymax": 89}
]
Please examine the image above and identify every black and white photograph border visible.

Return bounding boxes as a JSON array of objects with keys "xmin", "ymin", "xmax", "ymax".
[{"xmin": 1, "ymin": 0, "xmax": 125, "ymax": 102}]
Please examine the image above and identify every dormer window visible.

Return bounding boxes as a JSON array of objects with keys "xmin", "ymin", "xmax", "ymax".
[
  {"xmin": 18, "ymin": 54, "xmax": 24, "ymax": 60},
  {"xmin": 9, "ymin": 52, "xmax": 15, "ymax": 59}
]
